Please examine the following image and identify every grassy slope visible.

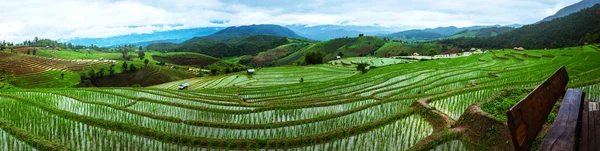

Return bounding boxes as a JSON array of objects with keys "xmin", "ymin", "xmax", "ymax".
[
  {"xmin": 93, "ymin": 65, "xmax": 194, "ymax": 87},
  {"xmin": 152, "ymin": 52, "xmax": 220, "ymax": 67},
  {"xmin": 7, "ymin": 70, "xmax": 80, "ymax": 88},
  {"xmin": 275, "ymin": 36, "xmax": 387, "ymax": 65}
]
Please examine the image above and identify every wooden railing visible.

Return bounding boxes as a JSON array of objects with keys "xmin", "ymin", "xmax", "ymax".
[{"xmin": 506, "ymin": 66, "xmax": 590, "ymax": 151}]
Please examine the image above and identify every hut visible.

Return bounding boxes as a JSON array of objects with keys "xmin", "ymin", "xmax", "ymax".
[
  {"xmin": 513, "ymin": 47, "xmax": 525, "ymax": 51},
  {"xmin": 247, "ymin": 69, "xmax": 255, "ymax": 74}
]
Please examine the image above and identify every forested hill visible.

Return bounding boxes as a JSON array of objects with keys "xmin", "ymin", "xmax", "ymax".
[
  {"xmin": 146, "ymin": 25, "xmax": 306, "ymax": 58},
  {"xmin": 147, "ymin": 35, "xmax": 290, "ymax": 58},
  {"xmin": 449, "ymin": 27, "xmax": 515, "ymax": 38},
  {"xmin": 540, "ymin": 0, "xmax": 600, "ymax": 22},
  {"xmin": 439, "ymin": 5, "xmax": 600, "ymax": 49}
]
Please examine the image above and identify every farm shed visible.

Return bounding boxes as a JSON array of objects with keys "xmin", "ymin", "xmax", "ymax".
[{"xmin": 247, "ymin": 69, "xmax": 255, "ymax": 74}]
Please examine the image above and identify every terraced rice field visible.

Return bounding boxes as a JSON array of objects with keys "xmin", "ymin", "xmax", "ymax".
[
  {"xmin": 1, "ymin": 47, "xmax": 600, "ymax": 150},
  {"xmin": 328, "ymin": 57, "xmax": 411, "ymax": 67},
  {"xmin": 0, "ymin": 52, "xmax": 110, "ymax": 76},
  {"xmin": 152, "ymin": 65, "xmax": 358, "ymax": 89}
]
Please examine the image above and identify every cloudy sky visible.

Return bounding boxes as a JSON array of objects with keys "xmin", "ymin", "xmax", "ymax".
[{"xmin": 0, "ymin": 0, "xmax": 580, "ymax": 42}]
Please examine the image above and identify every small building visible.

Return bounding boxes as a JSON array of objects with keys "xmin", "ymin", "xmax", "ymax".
[
  {"xmin": 178, "ymin": 83, "xmax": 189, "ymax": 90},
  {"xmin": 412, "ymin": 53, "xmax": 420, "ymax": 56},
  {"xmin": 463, "ymin": 52, "xmax": 472, "ymax": 56},
  {"xmin": 513, "ymin": 47, "xmax": 525, "ymax": 51},
  {"xmin": 336, "ymin": 56, "xmax": 342, "ymax": 60},
  {"xmin": 247, "ymin": 69, "xmax": 255, "ymax": 74}
]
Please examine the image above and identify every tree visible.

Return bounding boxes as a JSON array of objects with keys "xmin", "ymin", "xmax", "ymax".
[
  {"xmin": 88, "ymin": 69, "xmax": 97, "ymax": 82},
  {"xmin": 122, "ymin": 62, "xmax": 128, "ymax": 72},
  {"xmin": 32, "ymin": 49, "xmax": 36, "ymax": 55},
  {"xmin": 61, "ymin": 73, "xmax": 65, "ymax": 80},
  {"xmin": 138, "ymin": 49, "xmax": 145, "ymax": 60},
  {"xmin": 358, "ymin": 33, "xmax": 364, "ymax": 37},
  {"xmin": 27, "ymin": 49, "xmax": 30, "ymax": 55},
  {"xmin": 426, "ymin": 49, "xmax": 438, "ymax": 56},
  {"xmin": 304, "ymin": 51, "xmax": 326, "ymax": 65},
  {"xmin": 109, "ymin": 64, "xmax": 115, "ymax": 76},
  {"xmin": 338, "ymin": 52, "xmax": 344, "ymax": 57},
  {"xmin": 144, "ymin": 59, "xmax": 149, "ymax": 67},
  {"xmin": 210, "ymin": 69, "xmax": 218, "ymax": 75},
  {"xmin": 129, "ymin": 64, "xmax": 137, "ymax": 72},
  {"xmin": 121, "ymin": 47, "xmax": 129, "ymax": 60},
  {"xmin": 356, "ymin": 63, "xmax": 370, "ymax": 74},
  {"xmin": 98, "ymin": 68, "xmax": 105, "ymax": 78},
  {"xmin": 225, "ymin": 68, "xmax": 232, "ymax": 74}
]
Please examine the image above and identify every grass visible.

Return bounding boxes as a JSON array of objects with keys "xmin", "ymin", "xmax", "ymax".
[
  {"xmin": 481, "ymin": 88, "xmax": 532, "ymax": 120},
  {"xmin": 8, "ymin": 70, "xmax": 80, "ymax": 88},
  {"xmin": 36, "ymin": 49, "xmax": 122, "ymax": 60}
]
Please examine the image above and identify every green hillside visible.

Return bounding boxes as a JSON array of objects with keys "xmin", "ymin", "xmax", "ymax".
[
  {"xmin": 1, "ymin": 45, "xmax": 599, "ymax": 150},
  {"xmin": 448, "ymin": 27, "xmax": 515, "ymax": 39},
  {"xmin": 146, "ymin": 24, "xmax": 308, "ymax": 58},
  {"xmin": 147, "ymin": 35, "xmax": 291, "ymax": 58},
  {"xmin": 273, "ymin": 36, "xmax": 387, "ymax": 65},
  {"xmin": 152, "ymin": 52, "xmax": 220, "ymax": 68},
  {"xmin": 374, "ymin": 42, "xmax": 444, "ymax": 57},
  {"xmin": 243, "ymin": 41, "xmax": 312, "ymax": 67}
]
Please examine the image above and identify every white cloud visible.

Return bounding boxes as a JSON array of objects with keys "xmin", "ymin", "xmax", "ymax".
[{"xmin": 0, "ymin": 0, "xmax": 582, "ymax": 43}]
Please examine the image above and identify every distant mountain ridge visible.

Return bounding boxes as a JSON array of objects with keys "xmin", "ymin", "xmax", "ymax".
[
  {"xmin": 213, "ymin": 24, "xmax": 302, "ymax": 39},
  {"xmin": 64, "ymin": 27, "xmax": 223, "ymax": 47},
  {"xmin": 449, "ymin": 27, "xmax": 515, "ymax": 38},
  {"xmin": 285, "ymin": 25, "xmax": 401, "ymax": 41},
  {"xmin": 386, "ymin": 25, "xmax": 520, "ymax": 42},
  {"xmin": 183, "ymin": 24, "xmax": 304, "ymax": 43},
  {"xmin": 540, "ymin": 0, "xmax": 600, "ymax": 22},
  {"xmin": 440, "ymin": 5, "xmax": 600, "ymax": 49},
  {"xmin": 147, "ymin": 24, "xmax": 303, "ymax": 58}
]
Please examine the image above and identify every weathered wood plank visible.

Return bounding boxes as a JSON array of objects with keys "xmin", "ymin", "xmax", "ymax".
[
  {"xmin": 539, "ymin": 89, "xmax": 583, "ymax": 151},
  {"xmin": 507, "ymin": 66, "xmax": 569, "ymax": 151},
  {"xmin": 580, "ymin": 102, "xmax": 589, "ymax": 151},
  {"xmin": 590, "ymin": 103, "xmax": 600, "ymax": 151}
]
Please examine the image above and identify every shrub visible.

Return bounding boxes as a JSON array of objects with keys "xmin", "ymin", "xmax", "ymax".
[
  {"xmin": 356, "ymin": 63, "xmax": 370, "ymax": 74},
  {"xmin": 304, "ymin": 51, "xmax": 326, "ymax": 65},
  {"xmin": 481, "ymin": 88, "xmax": 531, "ymax": 120}
]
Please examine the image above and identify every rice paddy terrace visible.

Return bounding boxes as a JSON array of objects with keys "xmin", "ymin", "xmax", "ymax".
[
  {"xmin": 0, "ymin": 52, "xmax": 112, "ymax": 76},
  {"xmin": 1, "ymin": 46, "xmax": 600, "ymax": 150}
]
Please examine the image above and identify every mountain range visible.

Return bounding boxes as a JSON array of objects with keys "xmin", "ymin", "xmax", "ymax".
[
  {"xmin": 146, "ymin": 25, "xmax": 300, "ymax": 58},
  {"xmin": 62, "ymin": 0, "xmax": 595, "ymax": 48},
  {"xmin": 384, "ymin": 25, "xmax": 521, "ymax": 42},
  {"xmin": 440, "ymin": 4, "xmax": 600, "ymax": 49},
  {"xmin": 540, "ymin": 0, "xmax": 600, "ymax": 22},
  {"xmin": 63, "ymin": 27, "xmax": 223, "ymax": 47}
]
